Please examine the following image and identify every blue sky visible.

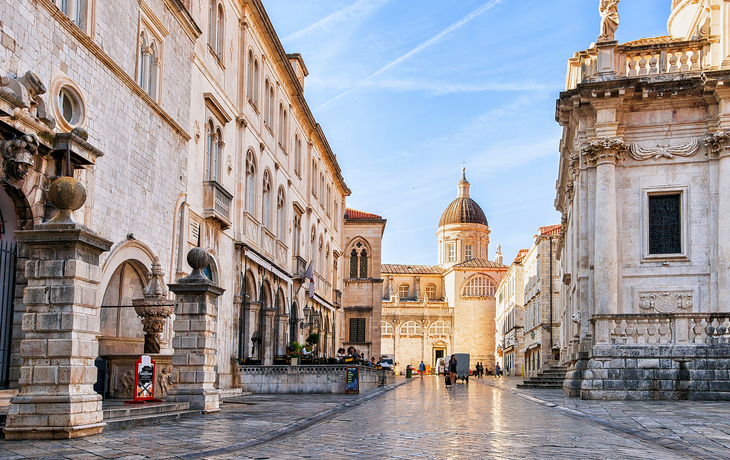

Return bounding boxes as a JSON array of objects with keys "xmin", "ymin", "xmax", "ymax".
[{"xmin": 265, "ymin": 0, "xmax": 671, "ymax": 265}]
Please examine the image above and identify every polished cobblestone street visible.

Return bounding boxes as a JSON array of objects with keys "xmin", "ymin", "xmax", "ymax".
[{"xmin": 1, "ymin": 377, "xmax": 728, "ymax": 459}]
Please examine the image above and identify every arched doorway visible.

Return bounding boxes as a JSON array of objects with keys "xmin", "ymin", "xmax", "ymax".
[{"xmin": 0, "ymin": 185, "xmax": 18, "ymax": 388}]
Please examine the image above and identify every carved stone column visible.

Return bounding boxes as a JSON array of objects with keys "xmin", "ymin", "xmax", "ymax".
[
  {"xmin": 705, "ymin": 132, "xmax": 730, "ymax": 312},
  {"xmin": 168, "ymin": 248, "xmax": 225, "ymax": 413},
  {"xmin": 133, "ymin": 258, "xmax": 174, "ymax": 354},
  {"xmin": 262, "ymin": 308, "xmax": 276, "ymax": 364},
  {"xmin": 5, "ymin": 177, "xmax": 112, "ymax": 440},
  {"xmin": 582, "ymin": 139, "xmax": 626, "ymax": 344}
]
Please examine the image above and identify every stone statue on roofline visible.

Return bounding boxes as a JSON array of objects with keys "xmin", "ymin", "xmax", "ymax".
[{"xmin": 598, "ymin": 0, "xmax": 620, "ymax": 42}]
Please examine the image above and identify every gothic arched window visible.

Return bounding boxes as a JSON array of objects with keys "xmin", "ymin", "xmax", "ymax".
[
  {"xmin": 276, "ymin": 187, "xmax": 285, "ymax": 238},
  {"xmin": 262, "ymin": 170, "xmax": 272, "ymax": 229},
  {"xmin": 245, "ymin": 150, "xmax": 256, "ymax": 214},
  {"xmin": 359, "ymin": 249, "xmax": 368, "ymax": 279},
  {"xmin": 350, "ymin": 249, "xmax": 358, "ymax": 278}
]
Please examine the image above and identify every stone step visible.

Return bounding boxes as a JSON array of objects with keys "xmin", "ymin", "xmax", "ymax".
[
  {"xmin": 517, "ymin": 383, "xmax": 564, "ymax": 389},
  {"xmin": 103, "ymin": 401, "xmax": 191, "ymax": 420},
  {"xmin": 104, "ymin": 409, "xmax": 200, "ymax": 431}
]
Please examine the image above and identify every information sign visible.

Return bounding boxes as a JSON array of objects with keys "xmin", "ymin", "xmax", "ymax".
[
  {"xmin": 134, "ymin": 355, "xmax": 156, "ymax": 402},
  {"xmin": 345, "ymin": 367, "xmax": 359, "ymax": 394}
]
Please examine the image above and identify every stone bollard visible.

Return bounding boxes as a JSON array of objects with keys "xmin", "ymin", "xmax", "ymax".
[
  {"xmin": 167, "ymin": 247, "xmax": 224, "ymax": 413},
  {"xmin": 4, "ymin": 177, "xmax": 112, "ymax": 440}
]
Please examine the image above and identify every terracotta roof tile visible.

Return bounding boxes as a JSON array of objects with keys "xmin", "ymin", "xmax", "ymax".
[
  {"xmin": 539, "ymin": 224, "xmax": 562, "ymax": 236},
  {"xmin": 345, "ymin": 208, "xmax": 383, "ymax": 220},
  {"xmin": 453, "ymin": 258, "xmax": 506, "ymax": 269},
  {"xmin": 381, "ymin": 264, "xmax": 444, "ymax": 275},
  {"xmin": 514, "ymin": 249, "xmax": 529, "ymax": 263}
]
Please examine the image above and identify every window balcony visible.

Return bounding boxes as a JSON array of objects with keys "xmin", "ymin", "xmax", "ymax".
[
  {"xmin": 203, "ymin": 181, "xmax": 233, "ymax": 229},
  {"xmin": 292, "ymin": 256, "xmax": 307, "ymax": 280}
]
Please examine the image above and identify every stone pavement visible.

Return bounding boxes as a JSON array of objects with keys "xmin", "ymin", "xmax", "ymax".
[
  {"xmin": 476, "ymin": 375, "xmax": 730, "ymax": 459},
  {"xmin": 0, "ymin": 377, "xmax": 728, "ymax": 459}
]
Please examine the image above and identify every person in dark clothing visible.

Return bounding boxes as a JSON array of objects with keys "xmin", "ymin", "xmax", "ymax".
[{"xmin": 448, "ymin": 355, "xmax": 457, "ymax": 385}]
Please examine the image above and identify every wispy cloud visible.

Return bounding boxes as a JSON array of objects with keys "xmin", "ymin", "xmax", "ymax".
[
  {"xmin": 315, "ymin": 0, "xmax": 504, "ymax": 111},
  {"xmin": 282, "ymin": 0, "xmax": 391, "ymax": 44}
]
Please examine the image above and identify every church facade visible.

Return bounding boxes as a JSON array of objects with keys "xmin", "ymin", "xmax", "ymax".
[
  {"xmin": 556, "ymin": 0, "xmax": 730, "ymax": 400},
  {"xmin": 381, "ymin": 171, "xmax": 507, "ymax": 371}
]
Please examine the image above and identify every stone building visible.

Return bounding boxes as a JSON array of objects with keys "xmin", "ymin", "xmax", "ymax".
[
  {"xmin": 520, "ymin": 225, "xmax": 560, "ymax": 378},
  {"xmin": 0, "ymin": 0, "xmax": 350, "ymax": 439},
  {"xmin": 555, "ymin": 0, "xmax": 730, "ymax": 400},
  {"xmin": 381, "ymin": 170, "xmax": 507, "ymax": 371},
  {"xmin": 342, "ymin": 208, "xmax": 387, "ymax": 361},
  {"xmin": 495, "ymin": 249, "xmax": 526, "ymax": 376}
]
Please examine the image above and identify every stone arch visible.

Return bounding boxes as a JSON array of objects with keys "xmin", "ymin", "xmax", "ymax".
[
  {"xmin": 203, "ymin": 249, "xmax": 220, "ymax": 285},
  {"xmin": 347, "ymin": 236, "xmax": 371, "ymax": 279},
  {"xmin": 459, "ymin": 273, "xmax": 497, "ymax": 297},
  {"xmin": 276, "ymin": 287, "xmax": 286, "ymax": 314}
]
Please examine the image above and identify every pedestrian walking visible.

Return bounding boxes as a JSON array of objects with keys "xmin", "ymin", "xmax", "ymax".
[
  {"xmin": 419, "ymin": 361, "xmax": 426, "ymax": 379},
  {"xmin": 495, "ymin": 363, "xmax": 501, "ymax": 378},
  {"xmin": 449, "ymin": 355, "xmax": 457, "ymax": 385}
]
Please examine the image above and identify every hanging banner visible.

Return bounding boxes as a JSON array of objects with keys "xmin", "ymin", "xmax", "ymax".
[
  {"xmin": 345, "ymin": 367, "xmax": 359, "ymax": 394},
  {"xmin": 134, "ymin": 355, "xmax": 156, "ymax": 402}
]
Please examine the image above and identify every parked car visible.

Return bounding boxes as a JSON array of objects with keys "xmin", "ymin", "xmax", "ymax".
[{"xmin": 435, "ymin": 358, "xmax": 446, "ymax": 375}]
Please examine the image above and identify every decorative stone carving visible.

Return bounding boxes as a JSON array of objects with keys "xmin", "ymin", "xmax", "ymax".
[
  {"xmin": 629, "ymin": 138, "xmax": 700, "ymax": 161},
  {"xmin": 704, "ymin": 132, "xmax": 730, "ymax": 158},
  {"xmin": 133, "ymin": 258, "xmax": 175, "ymax": 354},
  {"xmin": 598, "ymin": 0, "xmax": 619, "ymax": 42},
  {"xmin": 638, "ymin": 292, "xmax": 693, "ymax": 313},
  {"xmin": 0, "ymin": 133, "xmax": 38, "ymax": 180},
  {"xmin": 0, "ymin": 72, "xmax": 56, "ymax": 128},
  {"xmin": 158, "ymin": 367, "xmax": 172, "ymax": 396},
  {"xmin": 582, "ymin": 138, "xmax": 627, "ymax": 166}
]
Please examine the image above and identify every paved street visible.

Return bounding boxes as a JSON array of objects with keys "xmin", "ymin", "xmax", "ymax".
[{"xmin": 2, "ymin": 376, "xmax": 728, "ymax": 459}]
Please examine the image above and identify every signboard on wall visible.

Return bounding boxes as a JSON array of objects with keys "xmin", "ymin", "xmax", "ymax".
[
  {"xmin": 345, "ymin": 367, "xmax": 359, "ymax": 394},
  {"xmin": 134, "ymin": 355, "xmax": 156, "ymax": 402}
]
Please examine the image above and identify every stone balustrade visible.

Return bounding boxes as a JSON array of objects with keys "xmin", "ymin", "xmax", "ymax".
[
  {"xmin": 566, "ymin": 38, "xmax": 710, "ymax": 90},
  {"xmin": 597, "ymin": 313, "xmax": 730, "ymax": 347}
]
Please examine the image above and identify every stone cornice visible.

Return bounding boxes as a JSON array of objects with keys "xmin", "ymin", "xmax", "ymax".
[
  {"xmin": 704, "ymin": 131, "xmax": 730, "ymax": 159},
  {"xmin": 581, "ymin": 138, "xmax": 627, "ymax": 166}
]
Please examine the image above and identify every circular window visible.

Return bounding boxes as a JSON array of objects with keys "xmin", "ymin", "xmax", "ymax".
[{"xmin": 58, "ymin": 87, "xmax": 84, "ymax": 126}]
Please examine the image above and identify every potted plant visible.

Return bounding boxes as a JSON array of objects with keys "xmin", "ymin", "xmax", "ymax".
[{"xmin": 289, "ymin": 342, "xmax": 302, "ymax": 365}]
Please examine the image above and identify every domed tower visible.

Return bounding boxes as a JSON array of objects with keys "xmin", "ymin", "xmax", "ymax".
[{"xmin": 437, "ymin": 168, "xmax": 490, "ymax": 267}]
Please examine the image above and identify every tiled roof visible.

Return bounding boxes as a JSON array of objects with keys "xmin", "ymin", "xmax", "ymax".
[
  {"xmin": 539, "ymin": 224, "xmax": 562, "ymax": 236},
  {"xmin": 345, "ymin": 208, "xmax": 383, "ymax": 220},
  {"xmin": 453, "ymin": 258, "xmax": 506, "ymax": 269},
  {"xmin": 381, "ymin": 264, "xmax": 444, "ymax": 275},
  {"xmin": 514, "ymin": 249, "xmax": 529, "ymax": 263}
]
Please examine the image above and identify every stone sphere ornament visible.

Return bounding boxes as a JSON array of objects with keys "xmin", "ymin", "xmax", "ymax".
[
  {"xmin": 48, "ymin": 176, "xmax": 87, "ymax": 223},
  {"xmin": 186, "ymin": 247, "xmax": 210, "ymax": 280}
]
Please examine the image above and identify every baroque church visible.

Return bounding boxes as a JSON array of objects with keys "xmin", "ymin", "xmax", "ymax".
[{"xmin": 377, "ymin": 170, "xmax": 507, "ymax": 371}]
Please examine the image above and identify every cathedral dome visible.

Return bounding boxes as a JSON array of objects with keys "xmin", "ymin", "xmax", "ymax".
[
  {"xmin": 439, "ymin": 197, "xmax": 488, "ymax": 227},
  {"xmin": 438, "ymin": 168, "xmax": 488, "ymax": 227}
]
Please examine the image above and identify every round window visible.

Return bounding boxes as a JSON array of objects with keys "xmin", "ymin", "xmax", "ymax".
[{"xmin": 58, "ymin": 87, "xmax": 83, "ymax": 126}]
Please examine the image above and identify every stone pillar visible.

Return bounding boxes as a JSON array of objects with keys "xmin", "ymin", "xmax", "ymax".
[
  {"xmin": 263, "ymin": 308, "xmax": 276, "ymax": 364},
  {"xmin": 5, "ymin": 177, "xmax": 112, "ymax": 440},
  {"xmin": 705, "ymin": 133, "xmax": 730, "ymax": 312},
  {"xmin": 168, "ymin": 247, "xmax": 225, "ymax": 413},
  {"xmin": 582, "ymin": 139, "xmax": 625, "ymax": 345}
]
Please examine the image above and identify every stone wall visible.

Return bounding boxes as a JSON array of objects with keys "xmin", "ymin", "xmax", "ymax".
[
  {"xmin": 580, "ymin": 344, "xmax": 730, "ymax": 401},
  {"xmin": 238, "ymin": 365, "xmax": 395, "ymax": 394}
]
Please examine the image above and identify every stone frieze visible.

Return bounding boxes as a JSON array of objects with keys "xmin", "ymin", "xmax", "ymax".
[{"xmin": 628, "ymin": 138, "xmax": 699, "ymax": 161}]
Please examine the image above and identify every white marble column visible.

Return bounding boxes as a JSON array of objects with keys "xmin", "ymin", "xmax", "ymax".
[
  {"xmin": 706, "ymin": 133, "xmax": 730, "ymax": 313},
  {"xmin": 582, "ymin": 139, "xmax": 626, "ymax": 344}
]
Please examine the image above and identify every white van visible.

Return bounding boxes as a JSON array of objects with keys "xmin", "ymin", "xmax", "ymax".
[{"xmin": 435, "ymin": 357, "xmax": 446, "ymax": 375}]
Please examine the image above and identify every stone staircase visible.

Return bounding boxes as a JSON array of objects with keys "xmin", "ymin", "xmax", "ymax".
[
  {"xmin": 516, "ymin": 366, "xmax": 567, "ymax": 390},
  {"xmin": 103, "ymin": 401, "xmax": 200, "ymax": 431}
]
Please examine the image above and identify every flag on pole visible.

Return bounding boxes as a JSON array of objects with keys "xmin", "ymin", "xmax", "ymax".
[{"xmin": 304, "ymin": 261, "xmax": 315, "ymax": 298}]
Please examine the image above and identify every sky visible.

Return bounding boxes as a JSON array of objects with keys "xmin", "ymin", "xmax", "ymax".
[{"xmin": 264, "ymin": 0, "xmax": 672, "ymax": 266}]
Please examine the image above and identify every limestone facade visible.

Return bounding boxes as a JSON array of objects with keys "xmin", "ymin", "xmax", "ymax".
[
  {"xmin": 0, "ymin": 0, "xmax": 350, "ymax": 438},
  {"xmin": 381, "ymin": 171, "xmax": 507, "ymax": 371},
  {"xmin": 495, "ymin": 250, "xmax": 525, "ymax": 376},
  {"xmin": 342, "ymin": 209, "xmax": 386, "ymax": 361},
  {"xmin": 556, "ymin": 0, "xmax": 730, "ymax": 400}
]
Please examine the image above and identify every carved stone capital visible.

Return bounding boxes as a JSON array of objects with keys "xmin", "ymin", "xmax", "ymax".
[
  {"xmin": 581, "ymin": 138, "xmax": 627, "ymax": 166},
  {"xmin": 704, "ymin": 132, "xmax": 730, "ymax": 159}
]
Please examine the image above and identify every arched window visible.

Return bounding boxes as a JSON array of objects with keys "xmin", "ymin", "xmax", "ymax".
[
  {"xmin": 213, "ymin": 127, "xmax": 222, "ymax": 181},
  {"xmin": 205, "ymin": 120, "xmax": 214, "ymax": 180},
  {"xmin": 292, "ymin": 213, "xmax": 301, "ymax": 257},
  {"xmin": 319, "ymin": 173, "xmax": 325, "ymax": 204},
  {"xmin": 318, "ymin": 235, "xmax": 324, "ymax": 274},
  {"xmin": 350, "ymin": 249, "xmax": 358, "ymax": 278},
  {"xmin": 324, "ymin": 243, "xmax": 330, "ymax": 281},
  {"xmin": 245, "ymin": 150, "xmax": 256, "ymax": 214},
  {"xmin": 429, "ymin": 321, "xmax": 450, "ymax": 335},
  {"xmin": 247, "ymin": 50, "xmax": 254, "ymax": 101},
  {"xmin": 294, "ymin": 136, "xmax": 301, "ymax": 175},
  {"xmin": 276, "ymin": 187, "xmax": 285, "ymax": 238},
  {"xmin": 398, "ymin": 283, "xmax": 409, "ymax": 299},
  {"xmin": 334, "ymin": 202, "xmax": 339, "ymax": 229},
  {"xmin": 311, "ymin": 160, "xmax": 317, "ymax": 196},
  {"xmin": 382, "ymin": 321, "xmax": 394, "ymax": 335},
  {"xmin": 326, "ymin": 185, "xmax": 331, "ymax": 215},
  {"xmin": 264, "ymin": 79, "xmax": 271, "ymax": 126},
  {"xmin": 310, "ymin": 226, "xmax": 316, "ymax": 263},
  {"xmin": 139, "ymin": 32, "xmax": 149, "ymax": 90},
  {"xmin": 262, "ymin": 170, "xmax": 272, "ymax": 229},
  {"xmin": 425, "ymin": 284, "xmax": 437, "ymax": 300},
  {"xmin": 400, "ymin": 321, "xmax": 422, "ymax": 335},
  {"xmin": 148, "ymin": 42, "xmax": 158, "ymax": 99},
  {"xmin": 269, "ymin": 86, "xmax": 275, "ymax": 130},
  {"xmin": 359, "ymin": 249, "xmax": 368, "ymax": 278},
  {"xmin": 216, "ymin": 3, "xmax": 225, "ymax": 58},
  {"xmin": 208, "ymin": 0, "xmax": 215, "ymax": 49},
  {"xmin": 462, "ymin": 275, "xmax": 497, "ymax": 297},
  {"xmin": 253, "ymin": 59, "xmax": 259, "ymax": 106}
]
